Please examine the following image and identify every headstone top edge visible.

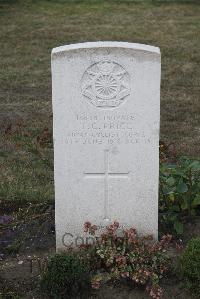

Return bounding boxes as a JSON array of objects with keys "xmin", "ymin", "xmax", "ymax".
[{"xmin": 51, "ymin": 41, "xmax": 160, "ymax": 57}]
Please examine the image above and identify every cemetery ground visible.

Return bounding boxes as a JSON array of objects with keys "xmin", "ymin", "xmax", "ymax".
[{"xmin": 0, "ymin": 0, "xmax": 200, "ymax": 298}]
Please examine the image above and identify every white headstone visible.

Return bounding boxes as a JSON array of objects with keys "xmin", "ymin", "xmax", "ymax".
[{"xmin": 52, "ymin": 42, "xmax": 161, "ymax": 250}]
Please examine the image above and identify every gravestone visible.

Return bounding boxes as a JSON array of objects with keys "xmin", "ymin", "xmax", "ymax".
[{"xmin": 51, "ymin": 42, "xmax": 161, "ymax": 250}]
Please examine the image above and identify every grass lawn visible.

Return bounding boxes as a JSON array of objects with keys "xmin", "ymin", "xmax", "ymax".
[{"xmin": 0, "ymin": 0, "xmax": 200, "ymax": 203}]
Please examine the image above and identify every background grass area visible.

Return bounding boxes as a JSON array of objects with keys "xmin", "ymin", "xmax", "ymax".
[{"xmin": 0, "ymin": 0, "xmax": 199, "ymax": 203}]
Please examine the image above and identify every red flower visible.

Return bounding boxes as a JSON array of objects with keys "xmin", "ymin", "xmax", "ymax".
[
  {"xmin": 113, "ymin": 221, "xmax": 119, "ymax": 229},
  {"xmin": 84, "ymin": 221, "xmax": 91, "ymax": 232},
  {"xmin": 116, "ymin": 255, "xmax": 126, "ymax": 265},
  {"xmin": 91, "ymin": 281, "xmax": 100, "ymax": 289},
  {"xmin": 121, "ymin": 271, "xmax": 129, "ymax": 278}
]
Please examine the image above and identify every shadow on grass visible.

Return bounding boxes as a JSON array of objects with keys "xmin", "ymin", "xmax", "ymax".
[{"xmin": 0, "ymin": 0, "xmax": 18, "ymax": 4}]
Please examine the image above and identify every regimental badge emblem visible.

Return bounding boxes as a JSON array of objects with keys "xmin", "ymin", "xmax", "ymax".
[{"xmin": 81, "ymin": 60, "xmax": 130, "ymax": 108}]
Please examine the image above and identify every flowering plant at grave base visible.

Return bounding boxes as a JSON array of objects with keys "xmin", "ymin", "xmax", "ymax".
[{"xmin": 83, "ymin": 221, "xmax": 172, "ymax": 299}]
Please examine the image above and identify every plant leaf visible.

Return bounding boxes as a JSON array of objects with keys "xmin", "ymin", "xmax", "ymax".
[
  {"xmin": 172, "ymin": 205, "xmax": 180, "ymax": 212},
  {"xmin": 176, "ymin": 183, "xmax": 188, "ymax": 193},
  {"xmin": 174, "ymin": 221, "xmax": 184, "ymax": 235},
  {"xmin": 181, "ymin": 198, "xmax": 188, "ymax": 210},
  {"xmin": 169, "ymin": 193, "xmax": 175, "ymax": 202},
  {"xmin": 166, "ymin": 177, "xmax": 175, "ymax": 186},
  {"xmin": 189, "ymin": 161, "xmax": 200, "ymax": 171},
  {"xmin": 162, "ymin": 187, "xmax": 174, "ymax": 195},
  {"xmin": 192, "ymin": 195, "xmax": 200, "ymax": 207}
]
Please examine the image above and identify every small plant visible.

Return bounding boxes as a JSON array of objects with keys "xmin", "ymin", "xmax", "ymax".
[
  {"xmin": 40, "ymin": 252, "xmax": 91, "ymax": 299},
  {"xmin": 180, "ymin": 237, "xmax": 200, "ymax": 297},
  {"xmin": 160, "ymin": 156, "xmax": 200, "ymax": 235},
  {"xmin": 84, "ymin": 221, "xmax": 172, "ymax": 299}
]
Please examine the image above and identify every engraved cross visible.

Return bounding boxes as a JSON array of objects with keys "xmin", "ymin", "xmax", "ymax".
[{"xmin": 84, "ymin": 149, "xmax": 130, "ymax": 220}]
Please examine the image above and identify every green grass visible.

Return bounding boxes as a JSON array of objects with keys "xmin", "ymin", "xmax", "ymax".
[{"xmin": 0, "ymin": 0, "xmax": 199, "ymax": 203}]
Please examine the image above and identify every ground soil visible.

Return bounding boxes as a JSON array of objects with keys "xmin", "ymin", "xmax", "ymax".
[{"xmin": 1, "ymin": 203, "xmax": 199, "ymax": 298}]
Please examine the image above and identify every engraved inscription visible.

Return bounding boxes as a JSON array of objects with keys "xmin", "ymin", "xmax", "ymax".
[
  {"xmin": 81, "ymin": 60, "xmax": 130, "ymax": 108},
  {"xmin": 65, "ymin": 113, "xmax": 152, "ymax": 145},
  {"xmin": 84, "ymin": 150, "xmax": 130, "ymax": 220}
]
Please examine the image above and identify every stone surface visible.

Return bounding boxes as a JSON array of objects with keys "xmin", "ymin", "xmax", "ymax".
[{"xmin": 51, "ymin": 42, "xmax": 161, "ymax": 250}]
